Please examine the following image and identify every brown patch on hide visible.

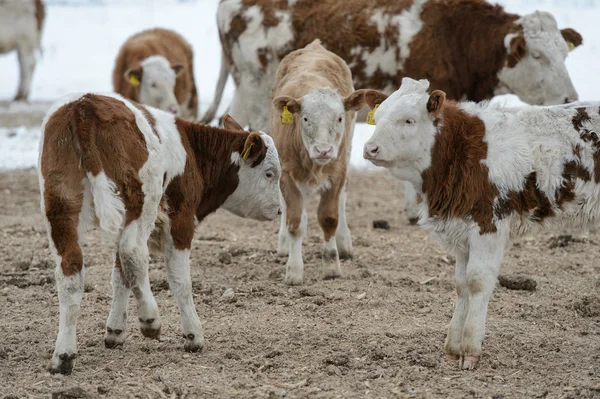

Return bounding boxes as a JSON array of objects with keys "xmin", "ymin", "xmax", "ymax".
[
  {"xmin": 573, "ymin": 108, "xmax": 600, "ymax": 183},
  {"xmin": 35, "ymin": 0, "xmax": 45, "ymax": 32},
  {"xmin": 494, "ymin": 173, "xmax": 555, "ymax": 221}
]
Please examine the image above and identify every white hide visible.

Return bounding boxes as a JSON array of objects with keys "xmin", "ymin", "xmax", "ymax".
[{"xmin": 137, "ymin": 55, "xmax": 182, "ymax": 115}]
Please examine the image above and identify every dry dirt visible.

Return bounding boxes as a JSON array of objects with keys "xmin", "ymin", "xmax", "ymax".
[{"xmin": 0, "ymin": 166, "xmax": 599, "ymax": 399}]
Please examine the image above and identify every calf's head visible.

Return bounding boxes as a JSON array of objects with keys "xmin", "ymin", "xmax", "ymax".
[
  {"xmin": 125, "ymin": 55, "xmax": 184, "ymax": 115},
  {"xmin": 363, "ymin": 78, "xmax": 442, "ymax": 176},
  {"xmin": 222, "ymin": 130, "xmax": 282, "ymax": 221},
  {"xmin": 273, "ymin": 88, "xmax": 367, "ymax": 165},
  {"xmin": 498, "ymin": 11, "xmax": 582, "ymax": 105}
]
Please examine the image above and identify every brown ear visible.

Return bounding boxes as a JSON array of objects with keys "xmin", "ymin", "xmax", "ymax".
[
  {"xmin": 363, "ymin": 90, "xmax": 388, "ymax": 110},
  {"xmin": 172, "ymin": 63, "xmax": 185, "ymax": 76},
  {"xmin": 241, "ymin": 132, "xmax": 267, "ymax": 166},
  {"xmin": 561, "ymin": 28, "xmax": 583, "ymax": 51},
  {"xmin": 222, "ymin": 113, "xmax": 244, "ymax": 131},
  {"xmin": 426, "ymin": 90, "xmax": 446, "ymax": 116},
  {"xmin": 343, "ymin": 89, "xmax": 368, "ymax": 111},
  {"xmin": 124, "ymin": 67, "xmax": 142, "ymax": 86},
  {"xmin": 272, "ymin": 96, "xmax": 301, "ymax": 113},
  {"xmin": 507, "ymin": 34, "xmax": 526, "ymax": 67}
]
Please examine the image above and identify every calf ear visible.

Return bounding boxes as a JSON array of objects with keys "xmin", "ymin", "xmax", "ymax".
[
  {"xmin": 222, "ymin": 113, "xmax": 245, "ymax": 131},
  {"xmin": 427, "ymin": 90, "xmax": 446, "ymax": 116},
  {"xmin": 363, "ymin": 90, "xmax": 388, "ymax": 110},
  {"xmin": 343, "ymin": 89, "xmax": 367, "ymax": 111},
  {"xmin": 240, "ymin": 132, "xmax": 267, "ymax": 166},
  {"xmin": 172, "ymin": 63, "xmax": 185, "ymax": 76},
  {"xmin": 506, "ymin": 34, "xmax": 526, "ymax": 67},
  {"xmin": 124, "ymin": 67, "xmax": 142, "ymax": 87},
  {"xmin": 561, "ymin": 28, "xmax": 583, "ymax": 51},
  {"xmin": 272, "ymin": 96, "xmax": 301, "ymax": 114}
]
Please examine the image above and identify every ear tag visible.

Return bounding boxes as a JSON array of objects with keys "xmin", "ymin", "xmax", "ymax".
[
  {"xmin": 567, "ymin": 41, "xmax": 575, "ymax": 51},
  {"xmin": 129, "ymin": 74, "xmax": 140, "ymax": 87},
  {"xmin": 241, "ymin": 142, "xmax": 254, "ymax": 160},
  {"xmin": 281, "ymin": 106, "xmax": 294, "ymax": 124},
  {"xmin": 366, "ymin": 104, "xmax": 379, "ymax": 125}
]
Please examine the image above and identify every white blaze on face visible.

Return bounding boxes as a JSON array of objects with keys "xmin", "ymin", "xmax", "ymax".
[
  {"xmin": 497, "ymin": 11, "xmax": 578, "ymax": 106},
  {"xmin": 363, "ymin": 78, "xmax": 437, "ymax": 182},
  {"xmin": 138, "ymin": 55, "xmax": 181, "ymax": 115},
  {"xmin": 223, "ymin": 134, "xmax": 282, "ymax": 221},
  {"xmin": 299, "ymin": 88, "xmax": 346, "ymax": 165}
]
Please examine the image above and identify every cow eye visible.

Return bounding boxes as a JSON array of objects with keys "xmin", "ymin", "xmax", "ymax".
[
  {"xmin": 151, "ymin": 83, "xmax": 157, "ymax": 88},
  {"xmin": 406, "ymin": 119, "xmax": 415, "ymax": 125},
  {"xmin": 338, "ymin": 116, "xmax": 343, "ymax": 122},
  {"xmin": 303, "ymin": 117, "xmax": 308, "ymax": 122},
  {"xmin": 532, "ymin": 52, "xmax": 542, "ymax": 60},
  {"xmin": 265, "ymin": 170, "xmax": 275, "ymax": 179}
]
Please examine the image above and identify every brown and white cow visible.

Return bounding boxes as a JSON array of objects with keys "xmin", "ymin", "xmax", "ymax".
[
  {"xmin": 203, "ymin": 0, "xmax": 583, "ymax": 131},
  {"xmin": 362, "ymin": 77, "xmax": 600, "ymax": 370},
  {"xmin": 39, "ymin": 93, "xmax": 281, "ymax": 374},
  {"xmin": 0, "ymin": 0, "xmax": 45, "ymax": 100},
  {"xmin": 271, "ymin": 40, "xmax": 366, "ymax": 285},
  {"xmin": 113, "ymin": 28, "xmax": 199, "ymax": 120}
]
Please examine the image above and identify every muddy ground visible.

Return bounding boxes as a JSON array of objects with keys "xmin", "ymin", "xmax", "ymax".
[{"xmin": 0, "ymin": 165, "xmax": 598, "ymax": 399}]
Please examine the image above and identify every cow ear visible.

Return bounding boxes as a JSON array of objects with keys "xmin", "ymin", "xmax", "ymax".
[
  {"xmin": 222, "ymin": 113, "xmax": 245, "ymax": 131},
  {"xmin": 273, "ymin": 96, "xmax": 301, "ymax": 114},
  {"xmin": 343, "ymin": 89, "xmax": 368, "ymax": 111},
  {"xmin": 427, "ymin": 90, "xmax": 446, "ymax": 116},
  {"xmin": 240, "ymin": 132, "xmax": 266, "ymax": 165},
  {"xmin": 561, "ymin": 28, "xmax": 583, "ymax": 51},
  {"xmin": 363, "ymin": 90, "xmax": 388, "ymax": 110},
  {"xmin": 172, "ymin": 63, "xmax": 185, "ymax": 76},
  {"xmin": 506, "ymin": 34, "xmax": 526, "ymax": 66},
  {"xmin": 124, "ymin": 67, "xmax": 142, "ymax": 87}
]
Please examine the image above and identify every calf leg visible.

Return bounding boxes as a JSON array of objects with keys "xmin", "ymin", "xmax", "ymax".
[
  {"xmin": 444, "ymin": 250, "xmax": 469, "ymax": 361},
  {"xmin": 318, "ymin": 187, "xmax": 342, "ymax": 280},
  {"xmin": 277, "ymin": 192, "xmax": 289, "ymax": 257},
  {"xmin": 335, "ymin": 180, "xmax": 353, "ymax": 260},
  {"xmin": 459, "ymin": 231, "xmax": 505, "ymax": 370},
  {"xmin": 104, "ymin": 253, "xmax": 130, "ymax": 348},
  {"xmin": 15, "ymin": 46, "xmax": 36, "ymax": 101},
  {"xmin": 403, "ymin": 181, "xmax": 420, "ymax": 225}
]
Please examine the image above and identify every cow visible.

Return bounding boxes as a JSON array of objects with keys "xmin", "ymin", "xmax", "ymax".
[
  {"xmin": 113, "ymin": 28, "xmax": 198, "ymax": 120},
  {"xmin": 38, "ymin": 93, "xmax": 281, "ymax": 374},
  {"xmin": 271, "ymin": 39, "xmax": 366, "ymax": 285},
  {"xmin": 361, "ymin": 77, "xmax": 600, "ymax": 370},
  {"xmin": 0, "ymin": 0, "xmax": 45, "ymax": 101}
]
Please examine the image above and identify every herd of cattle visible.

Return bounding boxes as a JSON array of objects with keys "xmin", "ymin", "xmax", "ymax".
[{"xmin": 2, "ymin": 0, "xmax": 596, "ymax": 377}]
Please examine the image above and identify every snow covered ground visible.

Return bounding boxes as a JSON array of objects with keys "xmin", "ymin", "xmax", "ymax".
[{"xmin": 1, "ymin": 0, "xmax": 599, "ymax": 170}]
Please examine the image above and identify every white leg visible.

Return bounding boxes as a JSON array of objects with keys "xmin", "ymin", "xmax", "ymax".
[
  {"xmin": 164, "ymin": 244, "xmax": 204, "ymax": 352},
  {"xmin": 322, "ymin": 236, "xmax": 341, "ymax": 279},
  {"xmin": 335, "ymin": 182, "xmax": 353, "ymax": 260},
  {"xmin": 15, "ymin": 46, "xmax": 36, "ymax": 101},
  {"xmin": 403, "ymin": 181, "xmax": 420, "ymax": 225},
  {"xmin": 460, "ymin": 229, "xmax": 506, "ymax": 370},
  {"xmin": 444, "ymin": 250, "xmax": 469, "ymax": 360},
  {"xmin": 285, "ymin": 208, "xmax": 307, "ymax": 286},
  {"xmin": 104, "ymin": 259, "xmax": 130, "ymax": 348},
  {"xmin": 277, "ymin": 194, "xmax": 289, "ymax": 257}
]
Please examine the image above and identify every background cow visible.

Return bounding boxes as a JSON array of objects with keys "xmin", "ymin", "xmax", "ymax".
[
  {"xmin": 113, "ymin": 28, "xmax": 199, "ymax": 120},
  {"xmin": 270, "ymin": 40, "xmax": 365, "ymax": 285},
  {"xmin": 362, "ymin": 77, "xmax": 600, "ymax": 370},
  {"xmin": 0, "ymin": 0, "xmax": 45, "ymax": 101}
]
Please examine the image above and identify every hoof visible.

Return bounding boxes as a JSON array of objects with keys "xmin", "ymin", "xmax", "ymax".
[
  {"xmin": 276, "ymin": 249, "xmax": 289, "ymax": 258},
  {"xmin": 460, "ymin": 355, "xmax": 480, "ymax": 370},
  {"xmin": 104, "ymin": 327, "xmax": 125, "ymax": 349},
  {"xmin": 323, "ymin": 273, "xmax": 341, "ymax": 280},
  {"xmin": 408, "ymin": 217, "xmax": 419, "ymax": 225},
  {"xmin": 50, "ymin": 353, "xmax": 77, "ymax": 375},
  {"xmin": 183, "ymin": 333, "xmax": 204, "ymax": 353},
  {"xmin": 285, "ymin": 273, "xmax": 303, "ymax": 286},
  {"xmin": 338, "ymin": 250, "xmax": 354, "ymax": 261},
  {"xmin": 444, "ymin": 353, "xmax": 460, "ymax": 362},
  {"xmin": 140, "ymin": 318, "xmax": 161, "ymax": 340}
]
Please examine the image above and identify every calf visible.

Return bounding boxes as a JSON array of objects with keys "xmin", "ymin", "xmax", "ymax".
[
  {"xmin": 113, "ymin": 28, "xmax": 198, "ymax": 120},
  {"xmin": 39, "ymin": 93, "xmax": 281, "ymax": 374},
  {"xmin": 271, "ymin": 40, "xmax": 366, "ymax": 285},
  {"xmin": 362, "ymin": 78, "xmax": 600, "ymax": 369},
  {"xmin": 0, "ymin": 0, "xmax": 45, "ymax": 100}
]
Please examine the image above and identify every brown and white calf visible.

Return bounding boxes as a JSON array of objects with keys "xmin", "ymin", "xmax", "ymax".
[
  {"xmin": 39, "ymin": 93, "xmax": 281, "ymax": 374},
  {"xmin": 0, "ymin": 0, "xmax": 45, "ymax": 100},
  {"xmin": 113, "ymin": 28, "xmax": 198, "ymax": 120},
  {"xmin": 362, "ymin": 78, "xmax": 600, "ymax": 370},
  {"xmin": 271, "ymin": 40, "xmax": 366, "ymax": 285}
]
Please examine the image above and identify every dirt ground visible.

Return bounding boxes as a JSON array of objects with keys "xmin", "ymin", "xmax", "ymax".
[{"xmin": 0, "ymin": 164, "xmax": 598, "ymax": 398}]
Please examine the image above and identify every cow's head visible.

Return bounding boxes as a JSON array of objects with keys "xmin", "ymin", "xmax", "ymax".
[
  {"xmin": 363, "ymin": 78, "xmax": 441, "ymax": 180},
  {"xmin": 124, "ymin": 55, "xmax": 184, "ymax": 115},
  {"xmin": 222, "ymin": 121, "xmax": 282, "ymax": 221},
  {"xmin": 498, "ymin": 11, "xmax": 582, "ymax": 105},
  {"xmin": 273, "ymin": 88, "xmax": 367, "ymax": 165}
]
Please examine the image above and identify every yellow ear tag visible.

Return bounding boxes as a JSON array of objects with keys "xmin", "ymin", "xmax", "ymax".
[
  {"xmin": 567, "ymin": 41, "xmax": 575, "ymax": 51},
  {"xmin": 241, "ymin": 142, "xmax": 254, "ymax": 160},
  {"xmin": 366, "ymin": 104, "xmax": 379, "ymax": 125},
  {"xmin": 129, "ymin": 74, "xmax": 140, "ymax": 87},
  {"xmin": 281, "ymin": 106, "xmax": 294, "ymax": 124}
]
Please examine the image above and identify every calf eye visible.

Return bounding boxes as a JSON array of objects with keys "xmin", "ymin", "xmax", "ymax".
[
  {"xmin": 406, "ymin": 119, "xmax": 415, "ymax": 125},
  {"xmin": 338, "ymin": 116, "xmax": 343, "ymax": 122},
  {"xmin": 303, "ymin": 117, "xmax": 308, "ymax": 122},
  {"xmin": 265, "ymin": 171, "xmax": 275, "ymax": 179},
  {"xmin": 151, "ymin": 83, "xmax": 157, "ymax": 88},
  {"xmin": 532, "ymin": 52, "xmax": 542, "ymax": 60}
]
